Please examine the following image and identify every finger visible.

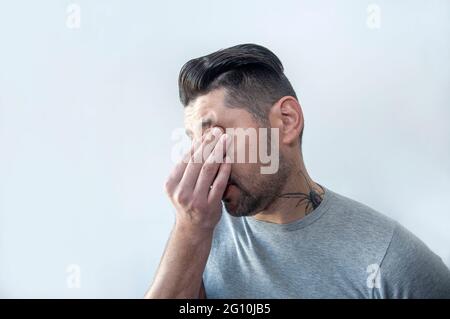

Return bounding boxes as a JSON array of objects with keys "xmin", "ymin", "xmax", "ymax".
[
  {"xmin": 194, "ymin": 133, "xmax": 231, "ymax": 197},
  {"xmin": 178, "ymin": 127, "xmax": 223, "ymax": 191},
  {"xmin": 199, "ymin": 127, "xmax": 223, "ymax": 163},
  {"xmin": 208, "ymin": 160, "xmax": 231, "ymax": 204},
  {"xmin": 165, "ymin": 137, "xmax": 202, "ymax": 193}
]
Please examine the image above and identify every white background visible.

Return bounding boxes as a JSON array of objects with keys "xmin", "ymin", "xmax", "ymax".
[{"xmin": 0, "ymin": 0, "xmax": 449, "ymax": 298}]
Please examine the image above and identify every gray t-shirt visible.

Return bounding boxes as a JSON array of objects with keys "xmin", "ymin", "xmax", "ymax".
[{"xmin": 203, "ymin": 186, "xmax": 450, "ymax": 298}]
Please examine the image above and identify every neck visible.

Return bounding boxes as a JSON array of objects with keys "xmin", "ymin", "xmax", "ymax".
[{"xmin": 252, "ymin": 155, "xmax": 324, "ymax": 224}]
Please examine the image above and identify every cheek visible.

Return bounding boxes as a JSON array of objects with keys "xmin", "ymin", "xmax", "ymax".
[
  {"xmin": 230, "ymin": 135, "xmax": 260, "ymax": 164},
  {"xmin": 231, "ymin": 162, "xmax": 261, "ymax": 185},
  {"xmin": 229, "ymin": 129, "xmax": 272, "ymax": 166}
]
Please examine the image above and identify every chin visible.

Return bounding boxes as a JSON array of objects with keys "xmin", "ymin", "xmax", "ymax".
[
  {"xmin": 222, "ymin": 198, "xmax": 240, "ymax": 216},
  {"xmin": 223, "ymin": 200, "xmax": 255, "ymax": 217},
  {"xmin": 223, "ymin": 195, "xmax": 238, "ymax": 215},
  {"xmin": 222, "ymin": 183, "xmax": 258, "ymax": 217}
]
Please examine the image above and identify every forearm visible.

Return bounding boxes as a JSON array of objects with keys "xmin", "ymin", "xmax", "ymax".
[
  {"xmin": 145, "ymin": 223, "xmax": 214, "ymax": 299},
  {"xmin": 146, "ymin": 128, "xmax": 230, "ymax": 298}
]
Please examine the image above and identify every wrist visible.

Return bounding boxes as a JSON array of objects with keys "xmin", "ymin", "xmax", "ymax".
[{"xmin": 173, "ymin": 221, "xmax": 215, "ymax": 243}]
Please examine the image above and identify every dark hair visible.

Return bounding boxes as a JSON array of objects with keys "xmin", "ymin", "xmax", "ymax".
[{"xmin": 178, "ymin": 44, "xmax": 298, "ymax": 125}]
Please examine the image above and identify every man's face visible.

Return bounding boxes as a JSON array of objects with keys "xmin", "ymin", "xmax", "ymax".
[{"xmin": 184, "ymin": 88, "xmax": 289, "ymax": 217}]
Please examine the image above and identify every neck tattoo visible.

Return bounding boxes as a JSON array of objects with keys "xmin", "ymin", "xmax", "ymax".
[{"xmin": 278, "ymin": 170, "xmax": 324, "ymax": 215}]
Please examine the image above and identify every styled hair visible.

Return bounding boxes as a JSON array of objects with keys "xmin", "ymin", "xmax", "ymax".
[{"xmin": 178, "ymin": 44, "xmax": 298, "ymax": 125}]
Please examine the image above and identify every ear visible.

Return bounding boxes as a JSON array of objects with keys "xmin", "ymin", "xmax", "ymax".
[{"xmin": 268, "ymin": 96, "xmax": 303, "ymax": 146}]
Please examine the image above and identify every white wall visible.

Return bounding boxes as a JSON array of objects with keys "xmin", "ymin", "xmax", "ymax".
[{"xmin": 0, "ymin": 0, "xmax": 449, "ymax": 298}]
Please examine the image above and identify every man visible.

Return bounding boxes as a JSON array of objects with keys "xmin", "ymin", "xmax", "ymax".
[{"xmin": 145, "ymin": 44, "xmax": 450, "ymax": 298}]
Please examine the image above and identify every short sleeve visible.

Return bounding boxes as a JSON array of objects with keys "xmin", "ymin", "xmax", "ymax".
[{"xmin": 375, "ymin": 223, "xmax": 450, "ymax": 298}]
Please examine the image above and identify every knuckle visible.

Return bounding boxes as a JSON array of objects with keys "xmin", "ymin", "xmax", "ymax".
[
  {"xmin": 201, "ymin": 163, "xmax": 215, "ymax": 175},
  {"xmin": 174, "ymin": 191, "xmax": 190, "ymax": 205}
]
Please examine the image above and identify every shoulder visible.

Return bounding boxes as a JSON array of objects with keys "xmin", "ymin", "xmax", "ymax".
[
  {"xmin": 376, "ymin": 223, "xmax": 450, "ymax": 298},
  {"xmin": 323, "ymin": 190, "xmax": 397, "ymax": 253},
  {"xmin": 317, "ymin": 190, "xmax": 450, "ymax": 298},
  {"xmin": 327, "ymin": 190, "xmax": 396, "ymax": 233}
]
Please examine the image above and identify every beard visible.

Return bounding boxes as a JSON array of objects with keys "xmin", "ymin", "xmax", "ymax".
[{"xmin": 223, "ymin": 152, "xmax": 290, "ymax": 217}]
